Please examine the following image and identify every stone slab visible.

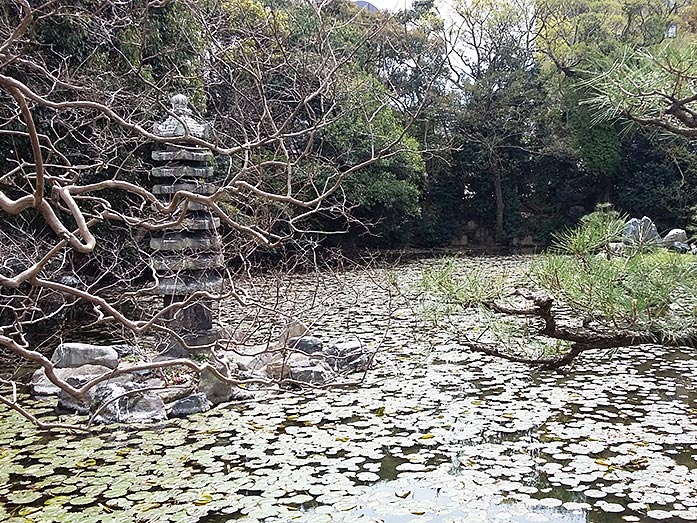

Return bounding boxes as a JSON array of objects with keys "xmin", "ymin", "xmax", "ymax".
[
  {"xmin": 168, "ymin": 393, "xmax": 212, "ymax": 418},
  {"xmin": 151, "ymin": 165, "xmax": 214, "ymax": 179},
  {"xmin": 152, "ymin": 148, "xmax": 213, "ymax": 162},
  {"xmin": 51, "ymin": 343, "xmax": 119, "ymax": 370},
  {"xmin": 152, "ymin": 183, "xmax": 217, "ymax": 196},
  {"xmin": 31, "ymin": 364, "xmax": 112, "ymax": 396}
]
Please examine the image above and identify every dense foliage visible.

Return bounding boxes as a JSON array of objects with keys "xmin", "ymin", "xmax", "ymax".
[{"xmin": 2, "ymin": 0, "xmax": 696, "ymax": 250}]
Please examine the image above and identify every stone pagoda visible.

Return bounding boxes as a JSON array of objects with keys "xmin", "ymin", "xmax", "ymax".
[{"xmin": 150, "ymin": 94, "xmax": 224, "ymax": 354}]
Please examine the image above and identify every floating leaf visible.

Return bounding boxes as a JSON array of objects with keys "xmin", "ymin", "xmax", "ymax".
[
  {"xmin": 7, "ymin": 490, "xmax": 42, "ymax": 504},
  {"xmin": 193, "ymin": 493, "xmax": 213, "ymax": 506}
]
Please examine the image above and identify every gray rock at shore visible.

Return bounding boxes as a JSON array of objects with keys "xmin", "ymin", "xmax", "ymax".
[
  {"xmin": 325, "ymin": 339, "xmax": 371, "ymax": 373},
  {"xmin": 289, "ymin": 363, "xmax": 333, "ymax": 385},
  {"xmin": 89, "ymin": 382, "xmax": 167, "ymax": 424},
  {"xmin": 287, "ymin": 336, "xmax": 323, "ymax": 354},
  {"xmin": 199, "ymin": 367, "xmax": 234, "ymax": 405},
  {"xmin": 31, "ymin": 364, "xmax": 113, "ymax": 396},
  {"xmin": 168, "ymin": 393, "xmax": 212, "ymax": 418},
  {"xmin": 51, "ymin": 343, "xmax": 119, "ymax": 370}
]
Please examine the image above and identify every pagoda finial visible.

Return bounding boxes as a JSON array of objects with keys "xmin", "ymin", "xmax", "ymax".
[
  {"xmin": 170, "ymin": 94, "xmax": 192, "ymax": 116},
  {"xmin": 153, "ymin": 93, "xmax": 209, "ymax": 140}
]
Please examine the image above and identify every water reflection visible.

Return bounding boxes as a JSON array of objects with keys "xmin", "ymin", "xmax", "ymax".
[{"xmin": 337, "ymin": 481, "xmax": 591, "ymax": 523}]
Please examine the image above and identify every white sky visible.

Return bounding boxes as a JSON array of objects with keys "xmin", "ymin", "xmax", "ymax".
[
  {"xmin": 361, "ymin": 1, "xmax": 456, "ymax": 16},
  {"xmin": 365, "ymin": 0, "xmax": 413, "ymax": 11}
]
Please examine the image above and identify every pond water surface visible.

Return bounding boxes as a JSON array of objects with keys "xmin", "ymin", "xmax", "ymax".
[{"xmin": 1, "ymin": 256, "xmax": 696, "ymax": 523}]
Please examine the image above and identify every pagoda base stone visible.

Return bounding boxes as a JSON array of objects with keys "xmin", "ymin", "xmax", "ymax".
[
  {"xmin": 155, "ymin": 329, "xmax": 220, "ymax": 360},
  {"xmin": 163, "ymin": 296, "xmax": 214, "ymax": 331}
]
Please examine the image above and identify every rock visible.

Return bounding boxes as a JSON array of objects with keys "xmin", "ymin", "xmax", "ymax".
[
  {"xmin": 264, "ymin": 353, "xmax": 314, "ymax": 379},
  {"xmin": 669, "ymin": 241, "xmax": 690, "ymax": 254},
  {"xmin": 111, "ymin": 344, "xmax": 137, "ymax": 357},
  {"xmin": 31, "ymin": 364, "xmax": 112, "ymax": 396},
  {"xmin": 152, "ymin": 253, "xmax": 224, "ymax": 272},
  {"xmin": 57, "ymin": 374, "xmax": 101, "ymax": 414},
  {"xmin": 261, "ymin": 352, "xmax": 335, "ymax": 385},
  {"xmin": 289, "ymin": 363, "xmax": 333, "ymax": 385},
  {"xmin": 608, "ymin": 242, "xmax": 627, "ymax": 255},
  {"xmin": 51, "ymin": 343, "xmax": 119, "ymax": 370},
  {"xmin": 325, "ymin": 340, "xmax": 371, "ymax": 373},
  {"xmin": 154, "ymin": 339, "xmax": 192, "ymax": 361},
  {"xmin": 168, "ymin": 393, "xmax": 212, "ymax": 418},
  {"xmin": 199, "ymin": 367, "xmax": 233, "ymax": 405},
  {"xmin": 151, "ymin": 149, "xmax": 213, "ymax": 163},
  {"xmin": 624, "ymin": 217, "xmax": 659, "ymax": 245},
  {"xmin": 150, "ymin": 165, "xmax": 214, "ymax": 178},
  {"xmin": 89, "ymin": 382, "xmax": 167, "ymax": 424},
  {"xmin": 238, "ymin": 345, "xmax": 275, "ymax": 373},
  {"xmin": 157, "ymin": 274, "xmax": 224, "ymax": 295},
  {"xmin": 663, "ymin": 228, "xmax": 688, "ymax": 246},
  {"xmin": 149, "ymin": 233, "xmax": 221, "ymax": 252},
  {"xmin": 59, "ymin": 375, "xmax": 164, "ymax": 415},
  {"xmin": 511, "ymin": 235, "xmax": 536, "ymax": 247},
  {"xmin": 157, "ymin": 384, "xmax": 195, "ymax": 404},
  {"xmin": 287, "ymin": 336, "xmax": 323, "ymax": 354},
  {"xmin": 230, "ymin": 388, "xmax": 255, "ymax": 400},
  {"xmin": 57, "ymin": 390, "xmax": 89, "ymax": 414},
  {"xmin": 278, "ymin": 321, "xmax": 309, "ymax": 346},
  {"xmin": 57, "ymin": 275, "xmax": 80, "ymax": 287}
]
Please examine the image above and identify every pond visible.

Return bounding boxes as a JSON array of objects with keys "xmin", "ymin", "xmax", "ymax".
[{"xmin": 1, "ymin": 256, "xmax": 697, "ymax": 522}]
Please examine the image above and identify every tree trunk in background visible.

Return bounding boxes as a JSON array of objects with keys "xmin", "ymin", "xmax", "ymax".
[
  {"xmin": 493, "ymin": 167, "xmax": 504, "ymax": 243},
  {"xmin": 596, "ymin": 174, "xmax": 612, "ymax": 204}
]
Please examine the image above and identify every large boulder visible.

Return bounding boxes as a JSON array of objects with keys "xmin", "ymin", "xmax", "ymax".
[
  {"xmin": 325, "ymin": 340, "xmax": 371, "ymax": 373},
  {"xmin": 241, "ymin": 345, "xmax": 278, "ymax": 374},
  {"xmin": 277, "ymin": 321, "xmax": 309, "ymax": 346},
  {"xmin": 59, "ymin": 375, "xmax": 164, "ymax": 415},
  {"xmin": 199, "ymin": 367, "xmax": 233, "ymax": 405},
  {"xmin": 51, "ymin": 343, "xmax": 119, "ymax": 370},
  {"xmin": 263, "ymin": 352, "xmax": 336, "ymax": 385},
  {"xmin": 168, "ymin": 393, "xmax": 212, "ymax": 418},
  {"xmin": 623, "ymin": 217, "xmax": 659, "ymax": 245},
  {"xmin": 31, "ymin": 364, "xmax": 112, "ymax": 396},
  {"xmin": 289, "ymin": 363, "xmax": 333, "ymax": 385},
  {"xmin": 286, "ymin": 336, "xmax": 323, "ymax": 354},
  {"xmin": 264, "ymin": 353, "xmax": 314, "ymax": 380},
  {"xmin": 89, "ymin": 382, "xmax": 167, "ymax": 424},
  {"xmin": 663, "ymin": 229, "xmax": 688, "ymax": 247}
]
